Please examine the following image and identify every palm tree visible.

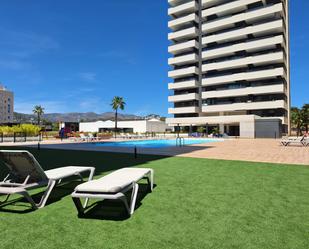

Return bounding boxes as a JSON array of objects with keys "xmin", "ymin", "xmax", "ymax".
[
  {"xmin": 291, "ymin": 107, "xmax": 303, "ymax": 136},
  {"xmin": 111, "ymin": 96, "xmax": 126, "ymax": 138},
  {"xmin": 33, "ymin": 105, "xmax": 45, "ymax": 126}
]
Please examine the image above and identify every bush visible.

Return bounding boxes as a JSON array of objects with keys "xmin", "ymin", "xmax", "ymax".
[
  {"xmin": 197, "ymin": 127, "xmax": 205, "ymax": 133},
  {"xmin": 0, "ymin": 124, "xmax": 41, "ymax": 136}
]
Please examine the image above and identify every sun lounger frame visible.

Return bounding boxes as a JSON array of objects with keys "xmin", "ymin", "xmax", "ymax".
[
  {"xmin": 0, "ymin": 150, "xmax": 95, "ymax": 209},
  {"xmin": 71, "ymin": 169, "xmax": 154, "ymax": 216}
]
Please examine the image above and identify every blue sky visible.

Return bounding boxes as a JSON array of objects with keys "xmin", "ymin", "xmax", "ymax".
[{"xmin": 0, "ymin": 0, "xmax": 307, "ymax": 116}]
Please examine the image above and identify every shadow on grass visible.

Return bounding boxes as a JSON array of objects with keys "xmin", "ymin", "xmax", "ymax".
[
  {"xmin": 0, "ymin": 146, "xmax": 162, "ymax": 217},
  {"xmin": 78, "ymin": 183, "xmax": 156, "ymax": 221},
  {"xmin": 0, "ymin": 180, "xmax": 83, "ymax": 213},
  {"xmin": 0, "ymin": 146, "xmax": 168, "ymax": 176}
]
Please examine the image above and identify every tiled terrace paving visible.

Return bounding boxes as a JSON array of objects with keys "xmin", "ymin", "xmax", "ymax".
[
  {"xmin": 180, "ymin": 139, "xmax": 309, "ymax": 165},
  {"xmin": 9, "ymin": 138, "xmax": 308, "ymax": 165}
]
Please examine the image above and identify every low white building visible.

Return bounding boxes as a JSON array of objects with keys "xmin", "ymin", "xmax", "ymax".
[{"xmin": 79, "ymin": 118, "xmax": 168, "ymax": 133}]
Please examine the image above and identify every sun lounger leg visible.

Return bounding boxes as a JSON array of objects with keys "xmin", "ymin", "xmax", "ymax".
[
  {"xmin": 119, "ymin": 195, "xmax": 130, "ymax": 214},
  {"xmin": 72, "ymin": 197, "xmax": 85, "ymax": 216},
  {"xmin": 129, "ymin": 183, "xmax": 139, "ymax": 215},
  {"xmin": 75, "ymin": 173, "xmax": 84, "ymax": 181},
  {"xmin": 144, "ymin": 170, "xmax": 154, "ymax": 192},
  {"xmin": 21, "ymin": 192, "xmax": 38, "ymax": 210},
  {"xmin": 150, "ymin": 169, "xmax": 154, "ymax": 192},
  {"xmin": 37, "ymin": 180, "xmax": 57, "ymax": 208},
  {"xmin": 83, "ymin": 168, "xmax": 95, "ymax": 208}
]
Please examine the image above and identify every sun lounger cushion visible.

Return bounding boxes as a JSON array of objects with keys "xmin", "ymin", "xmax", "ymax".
[
  {"xmin": 45, "ymin": 166, "xmax": 94, "ymax": 180},
  {"xmin": 75, "ymin": 168, "xmax": 151, "ymax": 194}
]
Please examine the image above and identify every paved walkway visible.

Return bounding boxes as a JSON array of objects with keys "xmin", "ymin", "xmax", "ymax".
[
  {"xmin": 179, "ymin": 139, "xmax": 309, "ymax": 165},
  {"xmin": 0, "ymin": 138, "xmax": 308, "ymax": 165}
]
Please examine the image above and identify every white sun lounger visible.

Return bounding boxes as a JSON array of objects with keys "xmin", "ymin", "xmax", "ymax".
[
  {"xmin": 0, "ymin": 150, "xmax": 95, "ymax": 209},
  {"xmin": 79, "ymin": 134, "xmax": 90, "ymax": 142},
  {"xmin": 88, "ymin": 133, "xmax": 100, "ymax": 141},
  {"xmin": 71, "ymin": 168, "xmax": 154, "ymax": 216},
  {"xmin": 280, "ymin": 135, "xmax": 306, "ymax": 146},
  {"xmin": 304, "ymin": 137, "xmax": 309, "ymax": 146}
]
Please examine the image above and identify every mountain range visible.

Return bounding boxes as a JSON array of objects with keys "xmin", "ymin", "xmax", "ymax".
[{"xmin": 13, "ymin": 112, "xmax": 145, "ymax": 123}]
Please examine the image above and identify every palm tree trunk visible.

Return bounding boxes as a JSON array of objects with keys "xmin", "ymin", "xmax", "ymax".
[
  {"xmin": 38, "ymin": 114, "xmax": 40, "ymax": 126},
  {"xmin": 114, "ymin": 109, "xmax": 118, "ymax": 139}
]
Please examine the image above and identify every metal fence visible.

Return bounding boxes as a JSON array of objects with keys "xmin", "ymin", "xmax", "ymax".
[{"xmin": 0, "ymin": 133, "xmax": 42, "ymax": 143}]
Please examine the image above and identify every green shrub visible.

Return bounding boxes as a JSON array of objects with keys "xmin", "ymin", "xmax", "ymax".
[
  {"xmin": 0, "ymin": 124, "xmax": 41, "ymax": 136},
  {"xmin": 197, "ymin": 127, "xmax": 205, "ymax": 133}
]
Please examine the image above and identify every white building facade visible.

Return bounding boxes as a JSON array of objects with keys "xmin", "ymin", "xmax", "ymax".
[
  {"xmin": 79, "ymin": 119, "xmax": 168, "ymax": 133},
  {"xmin": 0, "ymin": 85, "xmax": 14, "ymax": 124},
  {"xmin": 166, "ymin": 0, "xmax": 290, "ymax": 138}
]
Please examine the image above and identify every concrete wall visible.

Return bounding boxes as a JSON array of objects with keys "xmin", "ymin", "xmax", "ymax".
[
  {"xmin": 146, "ymin": 120, "xmax": 169, "ymax": 133},
  {"xmin": 240, "ymin": 120, "xmax": 255, "ymax": 138},
  {"xmin": 79, "ymin": 119, "xmax": 168, "ymax": 133}
]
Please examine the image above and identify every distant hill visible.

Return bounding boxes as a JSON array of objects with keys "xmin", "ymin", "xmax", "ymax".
[{"xmin": 13, "ymin": 112, "xmax": 144, "ymax": 123}]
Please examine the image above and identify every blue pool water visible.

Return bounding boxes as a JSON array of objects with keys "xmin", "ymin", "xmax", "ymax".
[{"xmin": 90, "ymin": 138, "xmax": 222, "ymax": 148}]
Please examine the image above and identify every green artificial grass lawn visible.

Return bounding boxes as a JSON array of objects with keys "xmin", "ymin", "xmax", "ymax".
[{"xmin": 0, "ymin": 147, "xmax": 308, "ymax": 249}]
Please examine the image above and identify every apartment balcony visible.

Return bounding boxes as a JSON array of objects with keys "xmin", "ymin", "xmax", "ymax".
[
  {"xmin": 202, "ymin": 68, "xmax": 285, "ymax": 86},
  {"xmin": 168, "ymin": 93, "xmax": 199, "ymax": 102},
  {"xmin": 202, "ymin": 3, "xmax": 283, "ymax": 33},
  {"xmin": 168, "ymin": 1, "xmax": 197, "ymax": 17},
  {"xmin": 168, "ymin": 79, "xmax": 198, "ymax": 90},
  {"xmin": 168, "ymin": 0, "xmax": 188, "ymax": 7},
  {"xmin": 202, "ymin": 100, "xmax": 287, "ymax": 113},
  {"xmin": 168, "ymin": 66, "xmax": 198, "ymax": 79},
  {"xmin": 168, "ymin": 53, "xmax": 198, "ymax": 66},
  {"xmin": 169, "ymin": 40, "xmax": 199, "ymax": 55},
  {"xmin": 202, "ymin": 19, "xmax": 283, "ymax": 45},
  {"xmin": 202, "ymin": 84, "xmax": 285, "ymax": 99},
  {"xmin": 168, "ymin": 27, "xmax": 198, "ymax": 41},
  {"xmin": 168, "ymin": 13, "xmax": 198, "ymax": 31},
  {"xmin": 201, "ymin": 0, "xmax": 227, "ymax": 9},
  {"xmin": 202, "ymin": 0, "xmax": 261, "ymax": 18},
  {"xmin": 202, "ymin": 52, "xmax": 284, "ymax": 72},
  {"xmin": 168, "ymin": 106, "xmax": 199, "ymax": 114},
  {"xmin": 202, "ymin": 35, "xmax": 284, "ymax": 60}
]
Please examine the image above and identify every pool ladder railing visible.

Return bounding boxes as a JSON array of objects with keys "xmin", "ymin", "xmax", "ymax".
[{"xmin": 176, "ymin": 137, "xmax": 185, "ymax": 147}]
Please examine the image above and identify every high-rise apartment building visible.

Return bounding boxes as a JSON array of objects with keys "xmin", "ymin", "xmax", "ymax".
[
  {"xmin": 0, "ymin": 85, "xmax": 14, "ymax": 124},
  {"xmin": 166, "ymin": 0, "xmax": 290, "ymax": 138}
]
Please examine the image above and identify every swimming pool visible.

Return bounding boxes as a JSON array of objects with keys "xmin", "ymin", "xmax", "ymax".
[{"xmin": 90, "ymin": 138, "xmax": 222, "ymax": 149}]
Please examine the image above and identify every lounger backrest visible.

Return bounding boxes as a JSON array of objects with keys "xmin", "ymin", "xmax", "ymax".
[{"xmin": 0, "ymin": 150, "xmax": 48, "ymax": 183}]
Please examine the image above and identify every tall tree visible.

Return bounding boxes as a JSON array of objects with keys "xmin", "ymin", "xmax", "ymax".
[
  {"xmin": 291, "ymin": 107, "xmax": 303, "ymax": 136},
  {"xmin": 111, "ymin": 96, "xmax": 126, "ymax": 138},
  {"xmin": 33, "ymin": 105, "xmax": 45, "ymax": 126},
  {"xmin": 301, "ymin": 104, "xmax": 309, "ymax": 133}
]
